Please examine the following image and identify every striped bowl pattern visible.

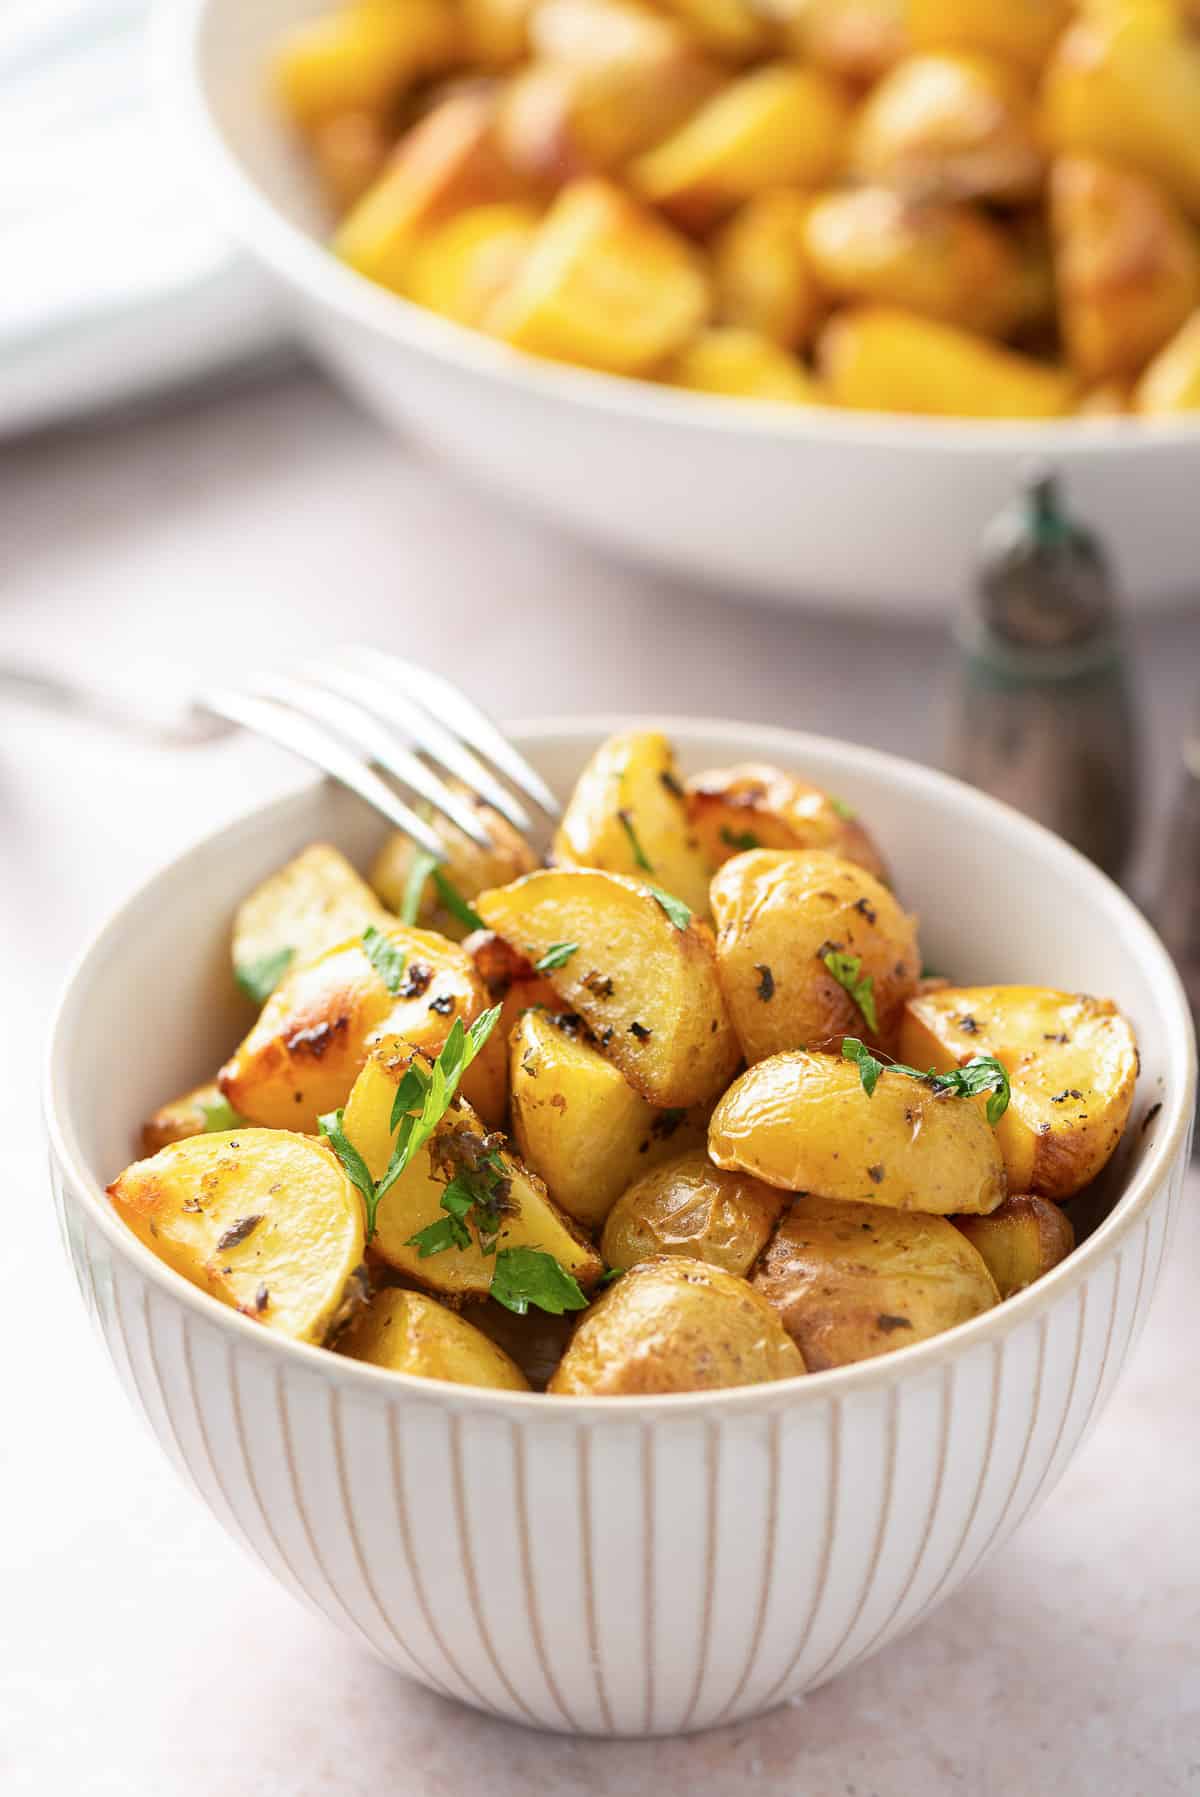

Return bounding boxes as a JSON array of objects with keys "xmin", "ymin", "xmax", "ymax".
[{"xmin": 46, "ymin": 721, "xmax": 1196, "ymax": 1736}]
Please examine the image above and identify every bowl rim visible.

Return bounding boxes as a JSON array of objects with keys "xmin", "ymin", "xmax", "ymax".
[
  {"xmin": 44, "ymin": 714, "xmax": 1198, "ymax": 1418},
  {"xmin": 160, "ymin": 0, "xmax": 1200, "ymax": 458}
]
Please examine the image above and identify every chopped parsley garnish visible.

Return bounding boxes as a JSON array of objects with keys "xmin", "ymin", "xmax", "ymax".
[
  {"xmin": 536, "ymin": 941, "xmax": 580, "ymax": 973},
  {"xmin": 842, "ymin": 1037, "xmax": 1011, "ymax": 1125},
  {"xmin": 490, "ymin": 1246, "xmax": 588, "ymax": 1317},
  {"xmin": 362, "ymin": 924, "xmax": 406, "ymax": 995},
  {"xmin": 316, "ymin": 1109, "xmax": 378, "ymax": 1228},
  {"xmin": 618, "ymin": 809, "xmax": 654, "ymax": 873},
  {"xmin": 235, "ymin": 946, "xmax": 294, "ymax": 1006},
  {"xmin": 829, "ymin": 797, "xmax": 857, "ymax": 821},
  {"xmin": 822, "ymin": 950, "xmax": 878, "ymax": 1033},
  {"xmin": 400, "ymin": 848, "xmax": 440, "ymax": 924},
  {"xmin": 647, "ymin": 885, "xmax": 692, "ymax": 931},
  {"xmin": 199, "ymin": 1094, "xmax": 244, "ymax": 1133},
  {"xmin": 432, "ymin": 867, "xmax": 485, "ymax": 933},
  {"xmin": 720, "ymin": 826, "xmax": 761, "ymax": 852}
]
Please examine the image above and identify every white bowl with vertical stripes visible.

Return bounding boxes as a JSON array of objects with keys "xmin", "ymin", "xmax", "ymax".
[{"xmin": 45, "ymin": 719, "xmax": 1195, "ymax": 1737}]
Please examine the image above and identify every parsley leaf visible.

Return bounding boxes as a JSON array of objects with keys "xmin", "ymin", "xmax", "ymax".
[
  {"xmin": 535, "ymin": 941, "xmax": 580, "ymax": 972},
  {"xmin": 235, "ymin": 946, "xmax": 294, "ymax": 1005},
  {"xmin": 822, "ymin": 950, "xmax": 878, "ymax": 1032},
  {"xmin": 490, "ymin": 1246, "xmax": 588, "ymax": 1317},
  {"xmin": 400, "ymin": 848, "xmax": 440, "ymax": 925},
  {"xmin": 618, "ymin": 809, "xmax": 654, "ymax": 873},
  {"xmin": 720, "ymin": 826, "xmax": 760, "ymax": 852},
  {"xmin": 376, "ymin": 1005, "xmax": 503, "ymax": 1208},
  {"xmin": 318, "ymin": 1108, "xmax": 381, "ymax": 1235},
  {"xmin": 432, "ymin": 867, "xmax": 485, "ymax": 934},
  {"xmin": 199, "ymin": 1094, "xmax": 244, "ymax": 1133},
  {"xmin": 647, "ymin": 885, "xmax": 692, "ymax": 931},
  {"xmin": 362, "ymin": 924, "xmax": 406, "ymax": 995},
  {"xmin": 829, "ymin": 797, "xmax": 857, "ymax": 821},
  {"xmin": 841, "ymin": 1038, "xmax": 1011, "ymax": 1124},
  {"xmin": 841, "ymin": 1036, "xmax": 884, "ymax": 1095}
]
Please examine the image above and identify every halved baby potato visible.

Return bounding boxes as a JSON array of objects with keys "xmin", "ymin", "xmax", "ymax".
[
  {"xmin": 218, "ymin": 922, "xmax": 507, "ymax": 1133},
  {"xmin": 341, "ymin": 1047, "xmax": 602, "ymax": 1295},
  {"xmin": 601, "ymin": 1146, "xmax": 785, "ymax": 1276},
  {"xmin": 273, "ymin": 0, "xmax": 460, "ymax": 131},
  {"xmin": 476, "ymin": 866, "xmax": 740, "ymax": 1107},
  {"xmin": 686, "ymin": 762, "xmax": 887, "ymax": 880},
  {"xmin": 849, "ymin": 50, "xmax": 1043, "ymax": 202},
  {"xmin": 108, "ymin": 1130, "xmax": 366, "ymax": 1343},
  {"xmin": 548, "ymin": 1255, "xmax": 806, "ymax": 1394},
  {"xmin": 711, "ymin": 190, "xmax": 822, "ymax": 350},
  {"xmin": 552, "ymin": 729, "xmax": 713, "ymax": 915},
  {"xmin": 142, "ymin": 1081, "xmax": 243, "ymax": 1155},
  {"xmin": 710, "ymin": 849, "xmax": 918, "ymax": 1062},
  {"xmin": 819, "ymin": 305, "xmax": 1076, "ymax": 417},
  {"xmin": 898, "ymin": 985, "xmax": 1139, "ymax": 1199},
  {"xmin": 511, "ymin": 1008, "xmax": 709, "ymax": 1227},
  {"xmin": 753, "ymin": 1193, "xmax": 999, "ymax": 1369},
  {"xmin": 709, "ymin": 1049, "xmax": 1006, "ymax": 1214},
  {"xmin": 337, "ymin": 1287, "xmax": 530, "ymax": 1389},
  {"xmin": 403, "ymin": 202, "xmax": 542, "ymax": 328},
  {"xmin": 232, "ymin": 842, "xmax": 393, "ymax": 1005},
  {"xmin": 953, "ymin": 1195, "xmax": 1075, "ymax": 1299},
  {"xmin": 369, "ymin": 784, "xmax": 539, "ymax": 937}
]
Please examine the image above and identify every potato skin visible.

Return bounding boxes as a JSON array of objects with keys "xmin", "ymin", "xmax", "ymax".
[
  {"xmin": 370, "ymin": 788, "xmax": 538, "ymax": 938},
  {"xmin": 898, "ymin": 985, "xmax": 1138, "ymax": 1199},
  {"xmin": 687, "ymin": 762, "xmax": 887, "ymax": 881},
  {"xmin": 553, "ymin": 729, "xmax": 712, "ymax": 916},
  {"xmin": 601, "ymin": 1147, "xmax": 785, "ymax": 1276},
  {"xmin": 754, "ymin": 1194, "xmax": 999, "ymax": 1369},
  {"xmin": 108, "ymin": 1130, "xmax": 366, "ymax": 1344},
  {"xmin": 709, "ymin": 1049, "xmax": 1006, "ymax": 1215},
  {"xmin": 710, "ymin": 849, "xmax": 918, "ymax": 1062},
  {"xmin": 337, "ymin": 1288, "xmax": 530, "ymax": 1389},
  {"xmin": 142, "ymin": 1081, "xmax": 241, "ymax": 1155},
  {"xmin": 953, "ymin": 1195, "xmax": 1075, "ymax": 1300},
  {"xmin": 548, "ymin": 1256, "xmax": 805, "ymax": 1394},
  {"xmin": 233, "ymin": 842, "xmax": 392, "ymax": 1003}
]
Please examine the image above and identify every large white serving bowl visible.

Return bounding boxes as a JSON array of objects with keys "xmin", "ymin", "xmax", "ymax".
[
  {"xmin": 163, "ymin": 0, "xmax": 1200, "ymax": 616},
  {"xmin": 46, "ymin": 719, "xmax": 1194, "ymax": 1736}
]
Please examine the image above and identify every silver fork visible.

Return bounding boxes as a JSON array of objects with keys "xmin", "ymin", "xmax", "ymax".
[{"xmin": 1, "ymin": 647, "xmax": 560, "ymax": 852}]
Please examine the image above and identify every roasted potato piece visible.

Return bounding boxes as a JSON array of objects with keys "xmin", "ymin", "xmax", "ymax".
[
  {"xmin": 601, "ymin": 1147, "xmax": 785, "ymax": 1275},
  {"xmin": 462, "ymin": 928, "xmax": 563, "ymax": 1042},
  {"xmin": 710, "ymin": 849, "xmax": 918, "ymax": 1061},
  {"xmin": 802, "ymin": 188, "xmax": 1028, "ymax": 336},
  {"xmin": 953, "ymin": 1195, "xmax": 1075, "ymax": 1300},
  {"xmin": 1137, "ymin": 308, "xmax": 1200, "ymax": 413},
  {"xmin": 774, "ymin": 0, "xmax": 906, "ymax": 85},
  {"xmin": 553, "ymin": 729, "xmax": 714, "ymax": 914},
  {"xmin": 476, "ymin": 867, "xmax": 741, "ymax": 1107},
  {"xmin": 342, "ymin": 1046, "xmax": 602, "ymax": 1293},
  {"xmin": 232, "ymin": 842, "xmax": 392, "ymax": 1006},
  {"xmin": 369, "ymin": 785, "xmax": 538, "ymax": 938},
  {"xmin": 337, "ymin": 1287, "xmax": 530, "ymax": 1387},
  {"xmin": 1050, "ymin": 155, "xmax": 1200, "ymax": 383},
  {"xmin": 906, "ymin": 0, "xmax": 1067, "ymax": 73},
  {"xmin": 663, "ymin": 328, "xmax": 821, "ymax": 403},
  {"xmin": 819, "ymin": 305, "xmax": 1076, "ymax": 417},
  {"xmin": 141, "ymin": 1082, "xmax": 243, "ymax": 1156},
  {"xmin": 510, "ymin": 1008, "xmax": 708, "ymax": 1228},
  {"xmin": 651, "ymin": 0, "xmax": 772, "ymax": 59},
  {"xmin": 335, "ymin": 90, "xmax": 524, "ymax": 289},
  {"xmin": 709, "ymin": 1049, "xmax": 1006, "ymax": 1214},
  {"xmin": 687, "ymin": 762, "xmax": 887, "ymax": 881},
  {"xmin": 548, "ymin": 1256, "xmax": 805, "ymax": 1394},
  {"xmin": 273, "ymin": 0, "xmax": 460, "ymax": 131},
  {"xmin": 218, "ymin": 923, "xmax": 507, "ymax": 1132},
  {"xmin": 484, "ymin": 178, "xmax": 709, "ymax": 374},
  {"xmin": 850, "ymin": 51, "xmax": 1043, "ymax": 202},
  {"xmin": 108, "ymin": 1131, "xmax": 366, "ymax": 1343},
  {"xmin": 403, "ymin": 202, "xmax": 541, "ymax": 326},
  {"xmin": 711, "ymin": 190, "xmax": 822, "ymax": 350},
  {"xmin": 631, "ymin": 64, "xmax": 849, "ymax": 232},
  {"xmin": 310, "ymin": 109, "xmax": 395, "ymax": 215},
  {"xmin": 753, "ymin": 1194, "xmax": 999, "ymax": 1369},
  {"xmin": 898, "ymin": 985, "xmax": 1139, "ymax": 1200},
  {"xmin": 469, "ymin": 1298, "xmax": 576, "ymax": 1389}
]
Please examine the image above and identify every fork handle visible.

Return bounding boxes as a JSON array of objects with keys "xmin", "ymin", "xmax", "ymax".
[{"xmin": 0, "ymin": 660, "xmax": 233, "ymax": 746}]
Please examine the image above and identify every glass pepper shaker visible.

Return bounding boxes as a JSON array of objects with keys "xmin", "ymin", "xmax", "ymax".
[{"xmin": 946, "ymin": 466, "xmax": 1140, "ymax": 883}]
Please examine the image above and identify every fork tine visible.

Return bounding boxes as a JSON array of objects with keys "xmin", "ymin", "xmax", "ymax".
[
  {"xmin": 341, "ymin": 647, "xmax": 562, "ymax": 820},
  {"xmin": 314, "ymin": 656, "xmax": 535, "ymax": 834},
  {"xmin": 197, "ymin": 687, "xmax": 447, "ymax": 860},
  {"xmin": 244, "ymin": 671, "xmax": 495, "ymax": 850}
]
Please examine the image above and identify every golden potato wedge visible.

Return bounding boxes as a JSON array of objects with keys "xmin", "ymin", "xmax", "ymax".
[
  {"xmin": 802, "ymin": 188, "xmax": 1028, "ymax": 337},
  {"xmin": 906, "ymin": 0, "xmax": 1067, "ymax": 73},
  {"xmin": 819, "ymin": 305, "xmax": 1076, "ymax": 417},
  {"xmin": 662, "ymin": 328, "xmax": 821, "ymax": 404},
  {"xmin": 630, "ymin": 64, "xmax": 849, "ymax": 232},
  {"xmin": 710, "ymin": 849, "xmax": 918, "ymax": 1061},
  {"xmin": 483, "ymin": 178, "xmax": 710, "ymax": 374},
  {"xmin": 709, "ymin": 1049, "xmax": 1006, "ymax": 1214},
  {"xmin": 232, "ymin": 842, "xmax": 392, "ymax": 1006},
  {"xmin": 273, "ymin": 0, "xmax": 460, "ymax": 131},
  {"xmin": 335, "ymin": 90, "xmax": 524, "ymax": 289},
  {"xmin": 218, "ymin": 923, "xmax": 507, "ymax": 1133},
  {"xmin": 498, "ymin": 55, "xmax": 719, "ymax": 185},
  {"xmin": 1050, "ymin": 155, "xmax": 1200, "ymax": 383},
  {"xmin": 475, "ymin": 866, "xmax": 741, "ymax": 1107},
  {"xmin": 849, "ymin": 51, "xmax": 1043, "ymax": 202},
  {"xmin": 370, "ymin": 783, "xmax": 539, "ymax": 938},
  {"xmin": 1137, "ymin": 308, "xmax": 1200, "ymax": 413},
  {"xmin": 403, "ymin": 202, "xmax": 541, "ymax": 327},
  {"xmin": 753, "ymin": 1194, "xmax": 999, "ymax": 1369},
  {"xmin": 953, "ymin": 1195, "xmax": 1075, "ymax": 1300},
  {"xmin": 108, "ymin": 1131, "xmax": 366, "ymax": 1343},
  {"xmin": 711, "ymin": 190, "xmax": 822, "ymax": 350},
  {"xmin": 341, "ymin": 1046, "xmax": 602, "ymax": 1294},
  {"xmin": 510, "ymin": 1008, "xmax": 709, "ymax": 1228},
  {"xmin": 898, "ymin": 985, "xmax": 1139, "ymax": 1199},
  {"xmin": 142, "ymin": 1082, "xmax": 243, "ymax": 1156},
  {"xmin": 774, "ymin": 0, "xmax": 907, "ymax": 85},
  {"xmin": 553, "ymin": 729, "xmax": 713, "ymax": 914},
  {"xmin": 310, "ymin": 109, "xmax": 395, "ymax": 215},
  {"xmin": 461, "ymin": 928, "xmax": 563, "ymax": 1043},
  {"xmin": 686, "ymin": 762, "xmax": 888, "ymax": 881},
  {"xmin": 337, "ymin": 1287, "xmax": 530, "ymax": 1387},
  {"xmin": 548, "ymin": 1255, "xmax": 806, "ymax": 1394},
  {"xmin": 601, "ymin": 1147, "xmax": 785, "ymax": 1275}
]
